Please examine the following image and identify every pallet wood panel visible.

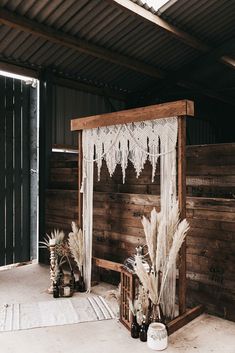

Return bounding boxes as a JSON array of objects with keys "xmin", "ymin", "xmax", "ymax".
[{"xmin": 45, "ymin": 143, "xmax": 235, "ymax": 321}]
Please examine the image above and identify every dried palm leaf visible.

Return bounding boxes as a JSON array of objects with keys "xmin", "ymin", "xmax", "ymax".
[
  {"xmin": 39, "ymin": 229, "xmax": 65, "ymax": 249},
  {"xmin": 134, "ymin": 255, "xmax": 158, "ymax": 304},
  {"xmin": 68, "ymin": 221, "xmax": 84, "ymax": 272},
  {"xmin": 141, "ymin": 208, "xmax": 158, "ymax": 267},
  {"xmin": 158, "ymin": 218, "xmax": 189, "ymax": 304}
]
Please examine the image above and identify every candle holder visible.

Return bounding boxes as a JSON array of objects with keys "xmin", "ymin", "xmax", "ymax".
[
  {"xmin": 48, "ymin": 241, "xmax": 57, "ymax": 294},
  {"xmin": 61, "ymin": 285, "xmax": 74, "ymax": 297}
]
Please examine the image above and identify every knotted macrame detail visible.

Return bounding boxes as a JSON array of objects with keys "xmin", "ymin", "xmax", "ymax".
[{"xmin": 81, "ymin": 116, "xmax": 178, "ymax": 318}]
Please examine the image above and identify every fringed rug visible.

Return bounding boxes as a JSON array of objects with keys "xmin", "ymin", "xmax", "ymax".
[{"xmin": 0, "ymin": 295, "xmax": 115, "ymax": 332}]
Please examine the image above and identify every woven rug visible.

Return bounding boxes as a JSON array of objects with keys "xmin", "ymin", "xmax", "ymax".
[{"xmin": 0, "ymin": 295, "xmax": 115, "ymax": 332}]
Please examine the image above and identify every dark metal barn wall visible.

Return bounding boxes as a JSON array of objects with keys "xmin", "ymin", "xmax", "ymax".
[
  {"xmin": 51, "ymin": 85, "xmax": 126, "ymax": 148},
  {"xmin": 0, "ymin": 75, "xmax": 31, "ymax": 266}
]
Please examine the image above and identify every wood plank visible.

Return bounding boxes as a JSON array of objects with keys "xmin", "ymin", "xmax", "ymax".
[
  {"xmin": 109, "ymin": 0, "xmax": 209, "ymax": 52},
  {"xmin": 78, "ymin": 131, "xmax": 83, "ymax": 229},
  {"xmin": 178, "ymin": 116, "xmax": 187, "ymax": 315},
  {"xmin": 0, "ymin": 60, "xmax": 38, "ymax": 79},
  {"xmin": 71, "ymin": 100, "xmax": 194, "ymax": 131},
  {"xmin": 109, "ymin": 0, "xmax": 234, "ymax": 70},
  {"xmin": 167, "ymin": 305, "xmax": 204, "ymax": 335},
  {"xmin": 93, "ymin": 257, "xmax": 123, "ymax": 272},
  {"xmin": 0, "ymin": 76, "xmax": 5, "ymax": 265}
]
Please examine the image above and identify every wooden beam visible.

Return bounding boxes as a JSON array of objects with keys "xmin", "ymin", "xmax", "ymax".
[
  {"xmin": 1, "ymin": 8, "xmax": 231, "ymax": 107},
  {"xmin": 167, "ymin": 305, "xmax": 204, "ymax": 335},
  {"xmin": 71, "ymin": 100, "xmax": 194, "ymax": 131},
  {"xmin": 0, "ymin": 60, "xmax": 38, "ymax": 78},
  {"xmin": 78, "ymin": 131, "xmax": 83, "ymax": 230},
  {"xmin": 108, "ymin": 0, "xmax": 209, "ymax": 52},
  {"xmin": 0, "ymin": 8, "xmax": 164, "ymax": 80},
  {"xmin": 109, "ymin": 0, "xmax": 234, "ymax": 70},
  {"xmin": 52, "ymin": 76, "xmax": 127, "ymax": 102},
  {"xmin": 93, "ymin": 257, "xmax": 123, "ymax": 272},
  {"xmin": 178, "ymin": 116, "xmax": 187, "ymax": 315}
]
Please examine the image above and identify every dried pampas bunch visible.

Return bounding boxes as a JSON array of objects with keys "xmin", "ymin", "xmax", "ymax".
[
  {"xmin": 157, "ymin": 218, "xmax": 189, "ymax": 304},
  {"xmin": 128, "ymin": 297, "xmax": 139, "ymax": 317},
  {"xmin": 128, "ymin": 285, "xmax": 149, "ymax": 324},
  {"xmin": 134, "ymin": 203, "xmax": 189, "ymax": 316},
  {"xmin": 68, "ymin": 222, "xmax": 84, "ymax": 273},
  {"xmin": 136, "ymin": 285, "xmax": 149, "ymax": 319},
  {"xmin": 135, "ymin": 255, "xmax": 158, "ymax": 304},
  {"xmin": 141, "ymin": 208, "xmax": 159, "ymax": 269}
]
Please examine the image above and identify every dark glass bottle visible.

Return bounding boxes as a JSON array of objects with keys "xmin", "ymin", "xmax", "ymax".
[
  {"xmin": 58, "ymin": 267, "xmax": 64, "ymax": 286},
  {"xmin": 131, "ymin": 316, "xmax": 140, "ymax": 338},
  {"xmin": 75, "ymin": 280, "xmax": 80, "ymax": 292},
  {"xmin": 139, "ymin": 316, "xmax": 148, "ymax": 342},
  {"xmin": 78, "ymin": 275, "xmax": 86, "ymax": 292},
  {"xmin": 53, "ymin": 281, "xmax": 60, "ymax": 298},
  {"xmin": 70, "ymin": 270, "xmax": 76, "ymax": 290}
]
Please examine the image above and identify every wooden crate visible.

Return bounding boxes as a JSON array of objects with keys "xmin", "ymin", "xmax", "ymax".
[{"xmin": 120, "ymin": 267, "xmax": 138, "ymax": 330}]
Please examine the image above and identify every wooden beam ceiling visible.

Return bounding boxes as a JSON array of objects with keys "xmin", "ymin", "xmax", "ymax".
[
  {"xmin": 0, "ymin": 7, "xmax": 233, "ymax": 106},
  {"xmin": 0, "ymin": 8, "xmax": 165, "ymax": 80},
  {"xmin": 109, "ymin": 0, "xmax": 235, "ymax": 71}
]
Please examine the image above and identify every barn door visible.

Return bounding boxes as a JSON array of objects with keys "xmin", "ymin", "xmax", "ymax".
[{"xmin": 0, "ymin": 75, "xmax": 31, "ymax": 265}]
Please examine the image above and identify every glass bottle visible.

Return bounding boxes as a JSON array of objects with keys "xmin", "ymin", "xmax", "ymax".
[
  {"xmin": 131, "ymin": 315, "xmax": 140, "ymax": 338},
  {"xmin": 78, "ymin": 275, "xmax": 86, "ymax": 292},
  {"xmin": 70, "ymin": 270, "xmax": 75, "ymax": 290},
  {"xmin": 139, "ymin": 315, "xmax": 148, "ymax": 342},
  {"xmin": 149, "ymin": 302, "xmax": 165, "ymax": 324},
  {"xmin": 53, "ymin": 281, "xmax": 60, "ymax": 298},
  {"xmin": 58, "ymin": 267, "xmax": 64, "ymax": 286},
  {"xmin": 78, "ymin": 266, "xmax": 86, "ymax": 292}
]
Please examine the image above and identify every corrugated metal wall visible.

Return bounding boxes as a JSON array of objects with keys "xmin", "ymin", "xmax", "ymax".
[
  {"xmin": 51, "ymin": 85, "xmax": 125, "ymax": 148},
  {"xmin": 186, "ymin": 117, "xmax": 216, "ymax": 145}
]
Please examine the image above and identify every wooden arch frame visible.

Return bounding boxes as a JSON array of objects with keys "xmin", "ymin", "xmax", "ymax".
[{"xmin": 71, "ymin": 100, "xmax": 203, "ymax": 334}]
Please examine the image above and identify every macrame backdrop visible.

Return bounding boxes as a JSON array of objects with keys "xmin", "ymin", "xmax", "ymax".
[{"xmin": 81, "ymin": 117, "xmax": 178, "ymax": 318}]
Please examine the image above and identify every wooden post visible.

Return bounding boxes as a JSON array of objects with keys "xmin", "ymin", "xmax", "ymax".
[
  {"xmin": 178, "ymin": 116, "xmax": 187, "ymax": 315},
  {"xmin": 78, "ymin": 131, "xmax": 83, "ymax": 229}
]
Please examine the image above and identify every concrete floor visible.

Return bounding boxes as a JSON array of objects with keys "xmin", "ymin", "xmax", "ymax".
[{"xmin": 0, "ymin": 264, "xmax": 235, "ymax": 353}]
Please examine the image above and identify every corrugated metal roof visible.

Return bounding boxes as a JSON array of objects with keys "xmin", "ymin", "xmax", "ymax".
[{"xmin": 0, "ymin": 0, "xmax": 234, "ymax": 101}]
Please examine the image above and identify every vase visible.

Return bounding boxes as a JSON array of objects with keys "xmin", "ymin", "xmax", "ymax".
[
  {"xmin": 149, "ymin": 302, "xmax": 165, "ymax": 324},
  {"xmin": 147, "ymin": 323, "xmax": 168, "ymax": 351},
  {"xmin": 131, "ymin": 316, "xmax": 140, "ymax": 338},
  {"xmin": 139, "ymin": 321, "xmax": 148, "ymax": 342}
]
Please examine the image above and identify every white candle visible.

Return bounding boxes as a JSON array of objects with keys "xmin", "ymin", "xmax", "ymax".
[
  {"xmin": 64, "ymin": 286, "xmax": 70, "ymax": 296},
  {"xmin": 49, "ymin": 238, "xmax": 56, "ymax": 246}
]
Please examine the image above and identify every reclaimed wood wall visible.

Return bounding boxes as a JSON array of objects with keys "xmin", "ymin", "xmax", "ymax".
[{"xmin": 45, "ymin": 143, "xmax": 235, "ymax": 321}]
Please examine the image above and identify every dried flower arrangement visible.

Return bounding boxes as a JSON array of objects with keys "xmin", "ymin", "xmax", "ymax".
[
  {"xmin": 134, "ymin": 201, "xmax": 189, "ymax": 322},
  {"xmin": 128, "ymin": 285, "xmax": 149, "ymax": 324},
  {"xmin": 40, "ymin": 222, "xmax": 84, "ymax": 294},
  {"xmin": 68, "ymin": 222, "xmax": 84, "ymax": 276}
]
